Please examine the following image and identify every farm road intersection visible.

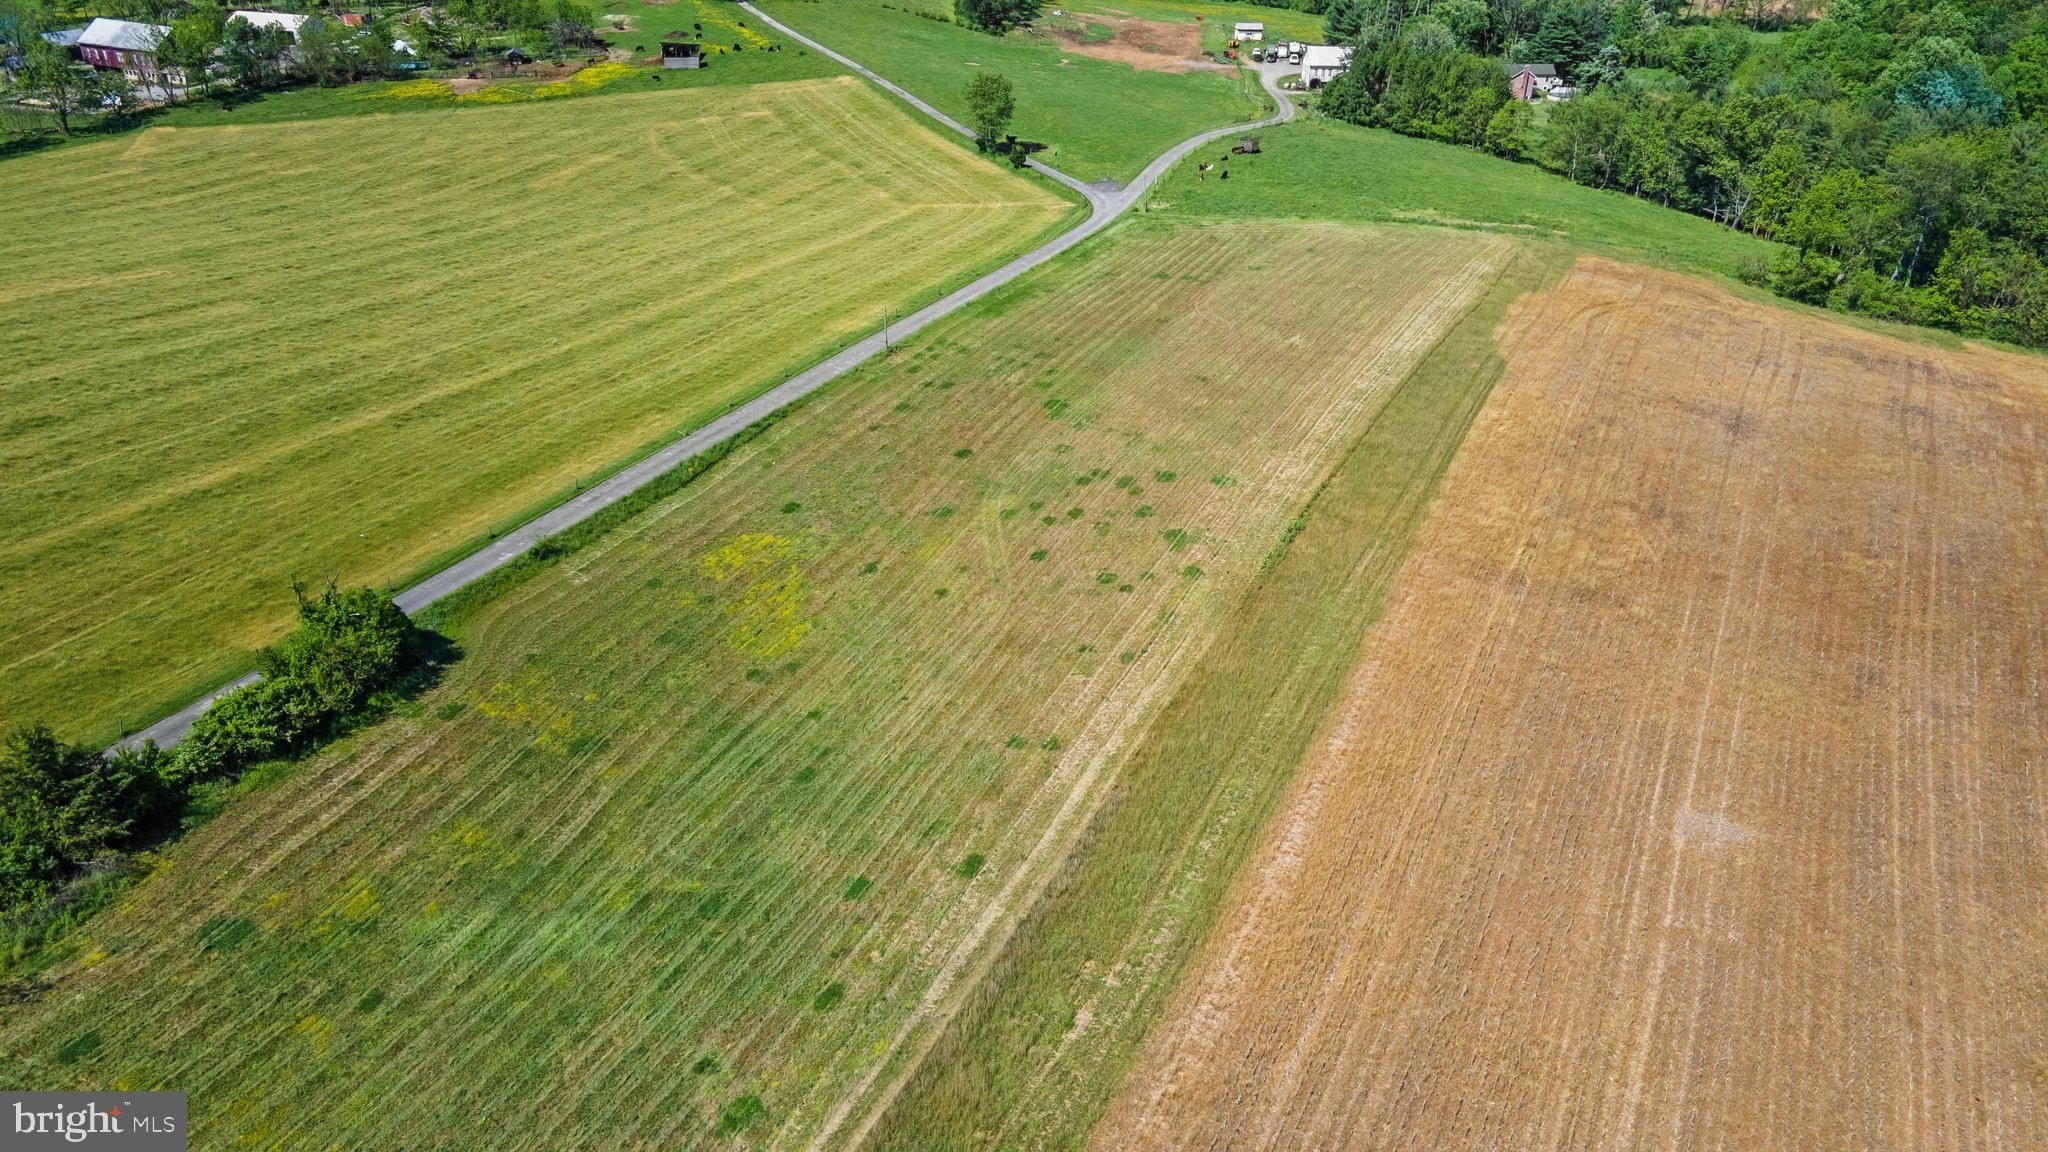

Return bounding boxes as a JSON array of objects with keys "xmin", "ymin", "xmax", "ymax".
[{"xmin": 121, "ymin": 21, "xmax": 1296, "ymax": 751}]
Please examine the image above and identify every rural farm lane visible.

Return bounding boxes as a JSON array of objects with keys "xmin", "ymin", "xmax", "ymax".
[{"xmin": 120, "ymin": 42, "xmax": 1295, "ymax": 752}]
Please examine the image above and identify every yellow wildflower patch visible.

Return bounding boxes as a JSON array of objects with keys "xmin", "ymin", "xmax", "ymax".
[
  {"xmin": 475, "ymin": 669, "xmax": 592, "ymax": 754},
  {"xmin": 359, "ymin": 62, "xmax": 639, "ymax": 107},
  {"xmin": 357, "ymin": 78, "xmax": 454, "ymax": 103},
  {"xmin": 312, "ymin": 879, "xmax": 381, "ymax": 936},
  {"xmin": 294, "ymin": 1013, "xmax": 335, "ymax": 1053},
  {"xmin": 693, "ymin": 0, "xmax": 771, "ymax": 48},
  {"xmin": 698, "ymin": 533, "xmax": 814, "ymax": 661}
]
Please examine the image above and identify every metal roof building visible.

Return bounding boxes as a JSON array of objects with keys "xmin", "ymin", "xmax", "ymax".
[
  {"xmin": 78, "ymin": 17, "xmax": 166, "ymax": 53},
  {"xmin": 228, "ymin": 11, "xmax": 311, "ymax": 37}
]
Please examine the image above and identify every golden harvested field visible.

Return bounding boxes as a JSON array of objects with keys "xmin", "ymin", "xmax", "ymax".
[
  {"xmin": 1100, "ymin": 258, "xmax": 2048, "ymax": 1151},
  {"xmin": 0, "ymin": 75, "xmax": 1070, "ymax": 744},
  {"xmin": 0, "ymin": 222, "xmax": 1511, "ymax": 1149}
]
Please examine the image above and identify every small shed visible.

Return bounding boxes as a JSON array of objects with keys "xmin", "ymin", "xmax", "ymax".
[
  {"xmin": 1233, "ymin": 21, "xmax": 1263, "ymax": 41},
  {"xmin": 661, "ymin": 40, "xmax": 703, "ymax": 69}
]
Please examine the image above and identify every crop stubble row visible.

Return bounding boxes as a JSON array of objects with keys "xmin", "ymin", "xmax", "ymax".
[{"xmin": 1100, "ymin": 258, "xmax": 2048, "ymax": 1152}]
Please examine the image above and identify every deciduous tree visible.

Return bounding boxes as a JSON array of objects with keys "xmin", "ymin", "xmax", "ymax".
[
  {"xmin": 954, "ymin": 0, "xmax": 1041, "ymax": 35},
  {"xmin": 12, "ymin": 39, "xmax": 111, "ymax": 133},
  {"xmin": 963, "ymin": 69, "xmax": 1015, "ymax": 151}
]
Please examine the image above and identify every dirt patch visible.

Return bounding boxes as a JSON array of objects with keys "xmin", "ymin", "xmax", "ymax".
[
  {"xmin": 444, "ymin": 60, "xmax": 592, "ymax": 94},
  {"xmin": 1097, "ymin": 257, "xmax": 2048, "ymax": 1151},
  {"xmin": 1037, "ymin": 14, "xmax": 1202, "ymax": 72}
]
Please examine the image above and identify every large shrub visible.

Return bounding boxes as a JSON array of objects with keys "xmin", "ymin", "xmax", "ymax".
[
  {"xmin": 955, "ymin": 0, "xmax": 1041, "ymax": 35},
  {"xmin": 2, "ymin": 585, "xmax": 415, "ymax": 959},
  {"xmin": 177, "ymin": 583, "xmax": 413, "ymax": 782},
  {"xmin": 0, "ymin": 726, "xmax": 172, "ymax": 920}
]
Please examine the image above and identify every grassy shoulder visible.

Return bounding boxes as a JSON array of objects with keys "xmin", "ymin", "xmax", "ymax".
[
  {"xmin": 868, "ymin": 238, "xmax": 1575, "ymax": 1151},
  {"xmin": 1146, "ymin": 112, "xmax": 1777, "ymax": 278},
  {"xmin": 756, "ymin": 0, "xmax": 1269, "ymax": 183}
]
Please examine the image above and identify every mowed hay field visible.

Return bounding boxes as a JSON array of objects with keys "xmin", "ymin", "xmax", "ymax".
[
  {"xmin": 0, "ymin": 75, "xmax": 1071, "ymax": 743},
  {"xmin": 870, "ymin": 245, "xmax": 1573, "ymax": 1151},
  {"xmin": 0, "ymin": 221, "xmax": 1512, "ymax": 1149},
  {"xmin": 1100, "ymin": 258, "xmax": 2048, "ymax": 1151}
]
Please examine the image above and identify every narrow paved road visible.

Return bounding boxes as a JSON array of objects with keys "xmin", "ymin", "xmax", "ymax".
[{"xmin": 121, "ymin": 33, "xmax": 1296, "ymax": 752}]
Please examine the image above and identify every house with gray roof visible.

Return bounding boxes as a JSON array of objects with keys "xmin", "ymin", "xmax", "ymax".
[{"xmin": 1506, "ymin": 62, "xmax": 1561, "ymax": 102}]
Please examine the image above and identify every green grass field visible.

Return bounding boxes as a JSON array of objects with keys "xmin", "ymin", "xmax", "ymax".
[
  {"xmin": 1149, "ymin": 115, "xmax": 1779, "ymax": 276},
  {"xmin": 756, "ymin": 0, "xmax": 1270, "ymax": 183},
  {"xmin": 594, "ymin": 0, "xmax": 785, "ymax": 61},
  {"xmin": 1069, "ymin": 0, "xmax": 1328, "ymax": 49},
  {"xmin": 0, "ymin": 219, "xmax": 1514, "ymax": 1149},
  {"xmin": 0, "ymin": 76, "xmax": 1072, "ymax": 744}
]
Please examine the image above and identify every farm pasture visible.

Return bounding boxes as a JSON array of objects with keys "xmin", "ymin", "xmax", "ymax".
[
  {"xmin": 0, "ymin": 76, "xmax": 1070, "ymax": 743},
  {"xmin": 1148, "ymin": 115, "xmax": 1776, "ymax": 277},
  {"xmin": 1061, "ymin": 0, "xmax": 1328, "ymax": 53},
  {"xmin": 1097, "ymin": 258, "xmax": 2048, "ymax": 1151},
  {"xmin": 0, "ymin": 221, "xmax": 1513, "ymax": 1149},
  {"xmin": 755, "ymin": 0, "xmax": 1270, "ymax": 183}
]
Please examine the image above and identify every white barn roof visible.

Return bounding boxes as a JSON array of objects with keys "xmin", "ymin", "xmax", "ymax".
[
  {"xmin": 1301, "ymin": 44, "xmax": 1352, "ymax": 70},
  {"xmin": 78, "ymin": 18, "xmax": 166, "ymax": 52},
  {"xmin": 229, "ymin": 10, "xmax": 310, "ymax": 34}
]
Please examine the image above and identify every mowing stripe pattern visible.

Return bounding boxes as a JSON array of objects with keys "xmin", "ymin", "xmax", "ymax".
[
  {"xmin": 0, "ymin": 221, "xmax": 1508, "ymax": 1149},
  {"xmin": 0, "ymin": 76, "xmax": 1067, "ymax": 743}
]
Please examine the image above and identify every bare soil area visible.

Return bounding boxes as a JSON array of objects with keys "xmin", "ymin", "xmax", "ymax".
[
  {"xmin": 1040, "ymin": 15, "xmax": 1201, "ymax": 71},
  {"xmin": 1096, "ymin": 257, "xmax": 2048, "ymax": 1151}
]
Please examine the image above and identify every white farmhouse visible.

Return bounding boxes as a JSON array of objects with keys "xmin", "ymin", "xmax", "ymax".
[
  {"xmin": 1233, "ymin": 22, "xmax": 1263, "ymax": 41},
  {"xmin": 1300, "ymin": 43, "xmax": 1352, "ymax": 88}
]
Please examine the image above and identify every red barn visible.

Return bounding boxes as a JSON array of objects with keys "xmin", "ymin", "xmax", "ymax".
[{"xmin": 77, "ymin": 18, "xmax": 167, "ymax": 77}]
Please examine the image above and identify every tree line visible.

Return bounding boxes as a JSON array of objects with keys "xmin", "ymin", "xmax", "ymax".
[
  {"xmin": 1314, "ymin": 0, "xmax": 2048, "ymax": 347},
  {"xmin": 2, "ymin": 584, "xmax": 429, "ymax": 970},
  {"xmin": 2, "ymin": 0, "xmax": 603, "ymax": 136}
]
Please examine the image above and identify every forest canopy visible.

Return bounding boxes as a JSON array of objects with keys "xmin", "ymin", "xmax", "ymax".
[{"xmin": 1312, "ymin": 0, "xmax": 2048, "ymax": 346}]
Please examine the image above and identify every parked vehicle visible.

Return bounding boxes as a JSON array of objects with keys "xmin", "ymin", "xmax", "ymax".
[
  {"xmin": 1251, "ymin": 46, "xmax": 1264, "ymax": 62},
  {"xmin": 1287, "ymin": 42, "xmax": 1304, "ymax": 64}
]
